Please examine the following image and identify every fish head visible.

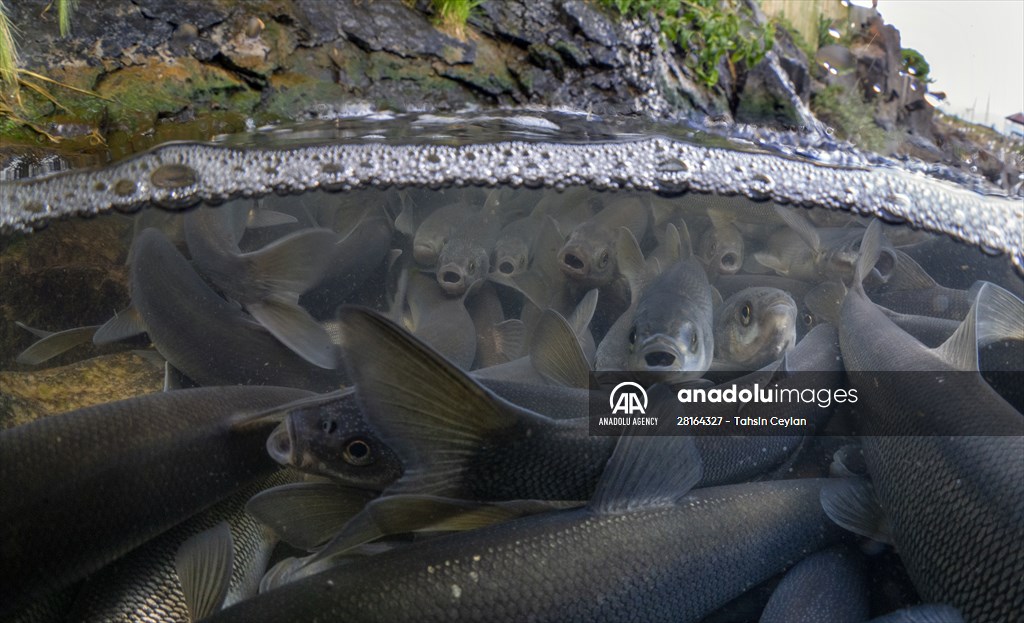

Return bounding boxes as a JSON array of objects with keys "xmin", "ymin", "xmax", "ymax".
[
  {"xmin": 715, "ymin": 287, "xmax": 797, "ymax": 367},
  {"xmin": 268, "ymin": 393, "xmax": 403, "ymax": 490},
  {"xmin": 627, "ymin": 317, "xmax": 711, "ymax": 377},
  {"xmin": 493, "ymin": 237, "xmax": 531, "ymax": 277},
  {"xmin": 436, "ymin": 238, "xmax": 489, "ymax": 296},
  {"xmin": 698, "ymin": 224, "xmax": 744, "ymax": 275},
  {"xmin": 558, "ymin": 224, "xmax": 616, "ymax": 286}
]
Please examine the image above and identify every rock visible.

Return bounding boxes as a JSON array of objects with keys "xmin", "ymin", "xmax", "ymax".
[
  {"xmin": 735, "ymin": 21, "xmax": 813, "ymax": 129},
  {"xmin": 294, "ymin": 0, "xmax": 475, "ymax": 64}
]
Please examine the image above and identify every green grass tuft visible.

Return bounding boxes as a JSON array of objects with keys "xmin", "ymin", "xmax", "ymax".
[
  {"xmin": 0, "ymin": 0, "xmax": 18, "ymax": 89},
  {"xmin": 431, "ymin": 0, "xmax": 480, "ymax": 35},
  {"xmin": 58, "ymin": 0, "xmax": 78, "ymax": 38}
]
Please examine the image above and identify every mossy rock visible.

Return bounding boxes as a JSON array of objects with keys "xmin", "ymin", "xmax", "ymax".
[{"xmin": 0, "ymin": 352, "xmax": 164, "ymax": 429}]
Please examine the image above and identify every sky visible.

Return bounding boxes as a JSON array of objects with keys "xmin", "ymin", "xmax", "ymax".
[{"xmin": 850, "ymin": 0, "xmax": 1024, "ymax": 129}]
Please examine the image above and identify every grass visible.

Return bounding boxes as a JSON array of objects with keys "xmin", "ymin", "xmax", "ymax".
[
  {"xmin": 0, "ymin": 0, "xmax": 17, "ymax": 90},
  {"xmin": 431, "ymin": 0, "xmax": 480, "ymax": 37},
  {"xmin": 601, "ymin": 0, "xmax": 773, "ymax": 89}
]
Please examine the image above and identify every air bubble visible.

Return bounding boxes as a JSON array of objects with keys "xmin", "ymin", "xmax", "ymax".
[
  {"xmin": 748, "ymin": 173, "xmax": 775, "ymax": 199},
  {"xmin": 113, "ymin": 179, "xmax": 137, "ymax": 196},
  {"xmin": 150, "ymin": 164, "xmax": 198, "ymax": 189}
]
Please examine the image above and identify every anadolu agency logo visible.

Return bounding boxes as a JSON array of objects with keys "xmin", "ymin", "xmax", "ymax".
[{"xmin": 610, "ymin": 382, "xmax": 648, "ymax": 415}]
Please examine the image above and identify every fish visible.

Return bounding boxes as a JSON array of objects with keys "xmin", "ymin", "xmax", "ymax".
[
  {"xmin": 814, "ymin": 220, "xmax": 1024, "ymax": 623},
  {"xmin": 435, "ymin": 191, "xmax": 502, "ymax": 296},
  {"xmin": 753, "ymin": 206, "xmax": 897, "ymax": 284},
  {"xmin": 625, "ymin": 257, "xmax": 715, "ymax": 379},
  {"xmin": 758, "ymin": 546, "xmax": 868, "ymax": 623},
  {"xmin": 66, "ymin": 470, "xmax": 302, "ymax": 623},
  {"xmin": 129, "ymin": 227, "xmax": 345, "ymax": 391},
  {"xmin": 0, "ymin": 385, "xmax": 313, "ymax": 617},
  {"xmin": 205, "ymin": 431, "xmax": 846, "ymax": 623},
  {"xmin": 411, "ymin": 202, "xmax": 474, "ymax": 267},
  {"xmin": 395, "ymin": 269, "xmax": 477, "ymax": 369},
  {"xmin": 697, "ymin": 218, "xmax": 744, "ymax": 276},
  {"xmin": 492, "ymin": 214, "xmax": 539, "ymax": 277},
  {"xmin": 866, "ymin": 605, "xmax": 965, "ymax": 623},
  {"xmin": 183, "ymin": 203, "xmax": 341, "ymax": 369},
  {"xmin": 265, "ymin": 390, "xmax": 404, "ymax": 490},
  {"xmin": 713, "ymin": 287, "xmax": 796, "ymax": 370},
  {"xmin": 558, "ymin": 193, "xmax": 649, "ymax": 288}
]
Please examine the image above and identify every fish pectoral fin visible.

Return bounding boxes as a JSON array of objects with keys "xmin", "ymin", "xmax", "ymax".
[
  {"xmin": 492, "ymin": 319, "xmax": 526, "ymax": 361},
  {"xmin": 245, "ymin": 482, "xmax": 376, "ymax": 551},
  {"xmin": 229, "ymin": 389, "xmax": 348, "ymax": 432},
  {"xmin": 334, "ymin": 306, "xmax": 551, "ymax": 497},
  {"xmin": 531, "ymin": 310, "xmax": 591, "ymax": 389},
  {"xmin": 14, "ymin": 324, "xmax": 100, "ymax": 365},
  {"xmin": 590, "ymin": 432, "xmax": 702, "ymax": 514},
  {"xmin": 94, "ymin": 306, "xmax": 147, "ymax": 345},
  {"xmin": 175, "ymin": 521, "xmax": 235, "ymax": 622},
  {"xmin": 246, "ymin": 209, "xmax": 298, "ymax": 228},
  {"xmin": 569, "ymin": 288, "xmax": 600, "ymax": 338},
  {"xmin": 752, "ymin": 251, "xmax": 791, "ymax": 276},
  {"xmin": 819, "ymin": 478, "xmax": 892, "ymax": 544},
  {"xmin": 14, "ymin": 321, "xmax": 53, "ymax": 339},
  {"xmin": 829, "ymin": 445, "xmax": 868, "ymax": 478},
  {"xmin": 933, "ymin": 281, "xmax": 1024, "ymax": 372},
  {"xmin": 248, "ymin": 298, "xmax": 339, "ymax": 369},
  {"xmin": 870, "ymin": 604, "xmax": 965, "ymax": 623}
]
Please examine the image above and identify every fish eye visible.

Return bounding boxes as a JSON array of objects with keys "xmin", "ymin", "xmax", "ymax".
[
  {"xmin": 628, "ymin": 326, "xmax": 637, "ymax": 345},
  {"xmin": 690, "ymin": 332, "xmax": 698, "ymax": 352},
  {"xmin": 321, "ymin": 419, "xmax": 337, "ymax": 434},
  {"xmin": 802, "ymin": 312, "xmax": 814, "ymax": 326},
  {"xmin": 343, "ymin": 437, "xmax": 373, "ymax": 466},
  {"xmin": 598, "ymin": 251, "xmax": 609, "ymax": 268},
  {"xmin": 468, "ymin": 260, "xmax": 476, "ymax": 273},
  {"xmin": 740, "ymin": 303, "xmax": 752, "ymax": 326},
  {"xmin": 519, "ymin": 257, "xmax": 526, "ymax": 268}
]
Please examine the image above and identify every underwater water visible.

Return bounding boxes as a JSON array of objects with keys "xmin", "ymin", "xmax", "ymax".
[{"xmin": 0, "ymin": 114, "xmax": 1022, "ymax": 623}]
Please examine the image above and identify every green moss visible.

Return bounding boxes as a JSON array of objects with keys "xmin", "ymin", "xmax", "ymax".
[{"xmin": 811, "ymin": 84, "xmax": 889, "ymax": 153}]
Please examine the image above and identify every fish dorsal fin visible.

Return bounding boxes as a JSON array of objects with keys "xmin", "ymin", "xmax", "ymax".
[
  {"xmin": 820, "ymin": 478, "xmax": 892, "ymax": 544},
  {"xmin": 245, "ymin": 482, "xmax": 376, "ymax": 550},
  {"xmin": 243, "ymin": 228, "xmax": 339, "ymax": 298},
  {"xmin": 93, "ymin": 306, "xmax": 147, "ymax": 345},
  {"xmin": 615, "ymin": 227, "xmax": 646, "ymax": 306},
  {"xmin": 175, "ymin": 521, "xmax": 235, "ymax": 622},
  {"xmin": 933, "ymin": 281, "xmax": 1024, "ymax": 372},
  {"xmin": 531, "ymin": 310, "xmax": 591, "ymax": 389},
  {"xmin": 568, "ymin": 288, "xmax": 599, "ymax": 338},
  {"xmin": 590, "ymin": 432, "xmax": 702, "ymax": 514},
  {"xmin": 868, "ymin": 605, "xmax": 965, "ymax": 623},
  {"xmin": 775, "ymin": 205, "xmax": 821, "ymax": 252},
  {"xmin": 492, "ymin": 319, "xmax": 526, "ymax": 361},
  {"xmin": 853, "ymin": 220, "xmax": 883, "ymax": 289},
  {"xmin": 710, "ymin": 285, "xmax": 723, "ymax": 310},
  {"xmin": 334, "ymin": 306, "xmax": 551, "ymax": 497},
  {"xmin": 14, "ymin": 323, "xmax": 100, "ymax": 365},
  {"xmin": 531, "ymin": 215, "xmax": 567, "ymax": 284},
  {"xmin": 248, "ymin": 297, "xmax": 338, "ymax": 370},
  {"xmin": 885, "ymin": 249, "xmax": 939, "ymax": 291}
]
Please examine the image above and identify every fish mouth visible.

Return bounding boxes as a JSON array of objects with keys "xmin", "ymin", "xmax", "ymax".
[
  {"xmin": 266, "ymin": 418, "xmax": 294, "ymax": 467},
  {"xmin": 437, "ymin": 264, "xmax": 467, "ymax": 295},
  {"xmin": 635, "ymin": 336, "xmax": 687, "ymax": 371},
  {"xmin": 559, "ymin": 246, "xmax": 589, "ymax": 277},
  {"xmin": 719, "ymin": 252, "xmax": 741, "ymax": 274},
  {"xmin": 495, "ymin": 256, "xmax": 520, "ymax": 276}
]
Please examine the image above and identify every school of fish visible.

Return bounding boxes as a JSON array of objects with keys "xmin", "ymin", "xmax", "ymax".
[{"xmin": 1, "ymin": 184, "xmax": 1022, "ymax": 623}]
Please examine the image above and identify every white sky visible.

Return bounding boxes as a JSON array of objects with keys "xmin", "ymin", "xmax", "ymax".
[{"xmin": 854, "ymin": 0, "xmax": 1024, "ymax": 128}]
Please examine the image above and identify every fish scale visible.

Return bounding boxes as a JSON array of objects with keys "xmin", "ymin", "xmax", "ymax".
[
  {"xmin": 206, "ymin": 479, "xmax": 843, "ymax": 623},
  {"xmin": 835, "ymin": 225, "xmax": 1024, "ymax": 622},
  {"xmin": 69, "ymin": 469, "xmax": 302, "ymax": 623},
  {"xmin": 0, "ymin": 385, "xmax": 312, "ymax": 617}
]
